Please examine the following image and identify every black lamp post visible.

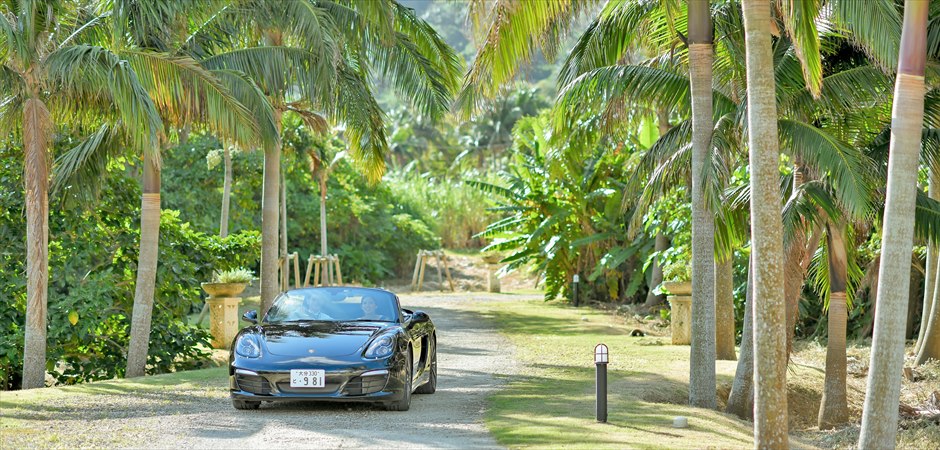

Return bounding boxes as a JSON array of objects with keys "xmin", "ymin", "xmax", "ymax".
[{"xmin": 594, "ymin": 343, "xmax": 608, "ymax": 422}]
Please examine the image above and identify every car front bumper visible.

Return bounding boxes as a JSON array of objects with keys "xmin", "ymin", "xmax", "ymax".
[{"xmin": 229, "ymin": 355, "xmax": 407, "ymax": 403}]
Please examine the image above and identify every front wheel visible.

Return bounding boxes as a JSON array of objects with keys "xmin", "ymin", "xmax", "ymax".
[
  {"xmin": 386, "ymin": 351, "xmax": 413, "ymax": 411},
  {"xmin": 233, "ymin": 399, "xmax": 261, "ymax": 410},
  {"xmin": 415, "ymin": 339, "xmax": 436, "ymax": 394}
]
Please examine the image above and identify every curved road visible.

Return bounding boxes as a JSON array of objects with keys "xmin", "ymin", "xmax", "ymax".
[{"xmin": 1, "ymin": 293, "xmax": 530, "ymax": 449}]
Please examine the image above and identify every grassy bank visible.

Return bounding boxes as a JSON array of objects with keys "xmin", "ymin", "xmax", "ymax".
[{"xmin": 472, "ymin": 298, "xmax": 940, "ymax": 449}]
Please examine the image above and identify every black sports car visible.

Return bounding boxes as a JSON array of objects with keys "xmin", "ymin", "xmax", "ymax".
[{"xmin": 229, "ymin": 287, "xmax": 437, "ymax": 411}]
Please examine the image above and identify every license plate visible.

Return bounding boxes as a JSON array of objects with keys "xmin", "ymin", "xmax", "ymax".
[{"xmin": 290, "ymin": 369, "xmax": 325, "ymax": 388}]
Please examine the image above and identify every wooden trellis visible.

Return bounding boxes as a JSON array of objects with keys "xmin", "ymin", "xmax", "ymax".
[
  {"xmin": 279, "ymin": 252, "xmax": 302, "ymax": 291},
  {"xmin": 304, "ymin": 254, "xmax": 343, "ymax": 287},
  {"xmin": 411, "ymin": 250, "xmax": 455, "ymax": 292}
]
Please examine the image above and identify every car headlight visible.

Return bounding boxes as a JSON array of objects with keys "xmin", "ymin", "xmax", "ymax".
[
  {"xmin": 364, "ymin": 333, "xmax": 396, "ymax": 359},
  {"xmin": 235, "ymin": 334, "xmax": 261, "ymax": 358}
]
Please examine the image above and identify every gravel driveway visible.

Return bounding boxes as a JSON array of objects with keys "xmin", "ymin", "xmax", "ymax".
[{"xmin": 1, "ymin": 293, "xmax": 535, "ymax": 449}]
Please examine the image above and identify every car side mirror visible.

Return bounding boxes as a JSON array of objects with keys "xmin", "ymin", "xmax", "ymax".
[
  {"xmin": 410, "ymin": 311, "xmax": 430, "ymax": 324},
  {"xmin": 242, "ymin": 310, "xmax": 258, "ymax": 324}
]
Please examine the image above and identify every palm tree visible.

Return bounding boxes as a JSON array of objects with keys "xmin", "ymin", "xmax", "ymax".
[
  {"xmin": 818, "ymin": 221, "xmax": 850, "ymax": 429},
  {"xmin": 715, "ymin": 254, "xmax": 736, "ymax": 360},
  {"xmin": 67, "ymin": 0, "xmax": 271, "ymax": 379},
  {"xmin": 307, "ymin": 138, "xmax": 346, "ymax": 259},
  {"xmin": 726, "ymin": 254, "xmax": 754, "ymax": 419},
  {"xmin": 860, "ymin": 1, "xmax": 929, "ymax": 447},
  {"xmin": 916, "ymin": 168, "xmax": 940, "ymax": 365},
  {"xmin": 194, "ymin": 0, "xmax": 461, "ymax": 315},
  {"xmin": 0, "ymin": 0, "xmax": 164, "ymax": 388},
  {"xmin": 687, "ymin": 0, "xmax": 717, "ymax": 409},
  {"xmin": 741, "ymin": 0, "xmax": 788, "ymax": 446}
]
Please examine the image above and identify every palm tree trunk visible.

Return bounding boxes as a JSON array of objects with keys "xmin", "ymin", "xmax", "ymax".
[
  {"xmin": 319, "ymin": 175, "xmax": 328, "ymax": 257},
  {"xmin": 742, "ymin": 0, "xmax": 789, "ymax": 446},
  {"xmin": 220, "ymin": 146, "xmax": 232, "ymax": 238},
  {"xmin": 818, "ymin": 222, "xmax": 849, "ymax": 429},
  {"xmin": 688, "ymin": 0, "xmax": 717, "ymax": 409},
  {"xmin": 645, "ymin": 231, "xmax": 670, "ymax": 308},
  {"xmin": 784, "ymin": 161, "xmax": 808, "ymax": 355},
  {"xmin": 280, "ymin": 167, "xmax": 288, "ymax": 259},
  {"xmin": 715, "ymin": 255, "xmax": 736, "ymax": 360},
  {"xmin": 126, "ymin": 150, "xmax": 162, "ymax": 378},
  {"xmin": 915, "ymin": 169, "xmax": 938, "ymax": 355},
  {"xmin": 915, "ymin": 260, "xmax": 940, "ymax": 364},
  {"xmin": 860, "ymin": 2, "xmax": 928, "ymax": 447},
  {"xmin": 260, "ymin": 111, "xmax": 283, "ymax": 316},
  {"xmin": 21, "ymin": 98, "xmax": 51, "ymax": 389},
  {"xmin": 726, "ymin": 254, "xmax": 754, "ymax": 419},
  {"xmin": 260, "ymin": 143, "xmax": 281, "ymax": 316},
  {"xmin": 645, "ymin": 108, "xmax": 674, "ymax": 310}
]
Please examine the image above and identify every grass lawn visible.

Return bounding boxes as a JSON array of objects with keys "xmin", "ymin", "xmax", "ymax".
[
  {"xmin": 471, "ymin": 297, "xmax": 940, "ymax": 449},
  {"xmin": 471, "ymin": 298, "xmax": 813, "ymax": 449}
]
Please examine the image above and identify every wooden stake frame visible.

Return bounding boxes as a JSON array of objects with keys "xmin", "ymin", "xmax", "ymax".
[{"xmin": 410, "ymin": 250, "xmax": 455, "ymax": 292}]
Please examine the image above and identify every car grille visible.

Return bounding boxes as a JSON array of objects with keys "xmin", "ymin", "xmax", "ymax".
[
  {"xmin": 275, "ymin": 381, "xmax": 341, "ymax": 394},
  {"xmin": 235, "ymin": 373, "xmax": 272, "ymax": 395},
  {"xmin": 343, "ymin": 373, "xmax": 388, "ymax": 396}
]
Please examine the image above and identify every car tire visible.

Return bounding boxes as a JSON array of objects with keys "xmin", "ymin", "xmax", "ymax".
[
  {"xmin": 415, "ymin": 339, "xmax": 436, "ymax": 394},
  {"xmin": 233, "ymin": 399, "xmax": 261, "ymax": 410},
  {"xmin": 386, "ymin": 351, "xmax": 413, "ymax": 411}
]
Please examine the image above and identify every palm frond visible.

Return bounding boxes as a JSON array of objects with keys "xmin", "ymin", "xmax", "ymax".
[
  {"xmin": 916, "ymin": 190, "xmax": 940, "ymax": 245},
  {"xmin": 779, "ymin": 0, "xmax": 823, "ymax": 97},
  {"xmin": 828, "ymin": 0, "xmax": 900, "ymax": 72},
  {"xmin": 782, "ymin": 65, "xmax": 892, "ymax": 118},
  {"xmin": 553, "ymin": 64, "xmax": 734, "ymax": 134},
  {"xmin": 457, "ymin": 0, "xmax": 580, "ymax": 117},
  {"xmin": 51, "ymin": 123, "xmax": 122, "ymax": 200},
  {"xmin": 368, "ymin": 31, "xmax": 455, "ymax": 120},
  {"xmin": 557, "ymin": 0, "xmax": 669, "ymax": 87},
  {"xmin": 211, "ymin": 68, "xmax": 279, "ymax": 150},
  {"xmin": 121, "ymin": 50, "xmax": 260, "ymax": 149},
  {"xmin": 777, "ymin": 118, "xmax": 873, "ymax": 219},
  {"xmin": 201, "ymin": 46, "xmax": 337, "ymax": 108},
  {"xmin": 44, "ymin": 44, "xmax": 163, "ymax": 163},
  {"xmin": 333, "ymin": 63, "xmax": 387, "ymax": 182}
]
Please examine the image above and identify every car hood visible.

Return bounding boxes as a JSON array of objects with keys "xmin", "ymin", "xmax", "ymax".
[{"xmin": 259, "ymin": 322, "xmax": 389, "ymax": 357}]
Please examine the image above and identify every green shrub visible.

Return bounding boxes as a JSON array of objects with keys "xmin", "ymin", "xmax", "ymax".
[
  {"xmin": 213, "ymin": 268, "xmax": 254, "ymax": 284},
  {"xmin": 0, "ymin": 148, "xmax": 258, "ymax": 389}
]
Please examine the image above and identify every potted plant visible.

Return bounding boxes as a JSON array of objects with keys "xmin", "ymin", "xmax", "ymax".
[
  {"xmin": 201, "ymin": 268, "xmax": 253, "ymax": 298},
  {"xmin": 660, "ymin": 261, "xmax": 692, "ymax": 296},
  {"xmin": 660, "ymin": 261, "xmax": 692, "ymax": 345}
]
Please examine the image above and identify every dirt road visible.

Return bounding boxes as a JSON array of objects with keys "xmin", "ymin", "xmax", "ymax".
[{"xmin": 1, "ymin": 293, "xmax": 536, "ymax": 449}]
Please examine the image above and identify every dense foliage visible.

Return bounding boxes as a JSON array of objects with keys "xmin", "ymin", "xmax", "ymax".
[
  {"xmin": 163, "ymin": 128, "xmax": 440, "ymax": 284},
  {"xmin": 0, "ymin": 147, "xmax": 260, "ymax": 389}
]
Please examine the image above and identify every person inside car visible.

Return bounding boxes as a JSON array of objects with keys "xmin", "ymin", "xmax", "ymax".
[
  {"xmin": 301, "ymin": 295, "xmax": 334, "ymax": 320},
  {"xmin": 358, "ymin": 296, "xmax": 384, "ymax": 320}
]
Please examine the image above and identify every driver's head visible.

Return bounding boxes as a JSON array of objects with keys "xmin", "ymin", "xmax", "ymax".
[{"xmin": 361, "ymin": 296, "xmax": 377, "ymax": 313}]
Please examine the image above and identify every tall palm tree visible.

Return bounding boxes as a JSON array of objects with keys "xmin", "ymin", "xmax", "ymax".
[
  {"xmin": 818, "ymin": 221, "xmax": 849, "ymax": 429},
  {"xmin": 860, "ymin": 1, "xmax": 929, "ymax": 447},
  {"xmin": 687, "ymin": 0, "xmax": 716, "ymax": 409},
  {"xmin": 916, "ymin": 168, "xmax": 940, "ymax": 364},
  {"xmin": 741, "ymin": 0, "xmax": 788, "ymax": 446},
  {"xmin": 193, "ymin": 0, "xmax": 462, "ymax": 315},
  {"xmin": 307, "ymin": 140, "xmax": 346, "ymax": 259},
  {"xmin": 60, "ymin": 0, "xmax": 271, "ymax": 378},
  {"xmin": 0, "ymin": 0, "xmax": 163, "ymax": 388}
]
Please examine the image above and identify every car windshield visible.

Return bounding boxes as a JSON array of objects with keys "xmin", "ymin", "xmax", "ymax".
[{"xmin": 264, "ymin": 288, "xmax": 399, "ymax": 323}]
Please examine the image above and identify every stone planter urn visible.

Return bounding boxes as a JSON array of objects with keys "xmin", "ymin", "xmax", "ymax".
[
  {"xmin": 481, "ymin": 254, "xmax": 502, "ymax": 293},
  {"xmin": 201, "ymin": 282, "xmax": 246, "ymax": 349},
  {"xmin": 663, "ymin": 281, "xmax": 692, "ymax": 345}
]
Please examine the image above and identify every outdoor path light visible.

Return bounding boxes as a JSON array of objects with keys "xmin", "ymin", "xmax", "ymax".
[
  {"xmin": 595, "ymin": 343, "xmax": 608, "ymax": 422},
  {"xmin": 573, "ymin": 274, "xmax": 580, "ymax": 307}
]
